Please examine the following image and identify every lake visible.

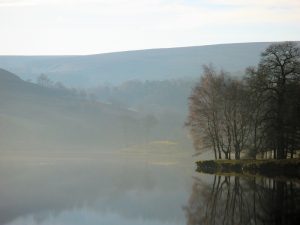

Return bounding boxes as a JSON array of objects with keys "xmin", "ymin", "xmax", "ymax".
[{"xmin": 0, "ymin": 151, "xmax": 298, "ymax": 225}]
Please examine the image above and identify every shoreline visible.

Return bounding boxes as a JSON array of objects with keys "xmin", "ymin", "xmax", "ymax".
[{"xmin": 196, "ymin": 158, "xmax": 300, "ymax": 179}]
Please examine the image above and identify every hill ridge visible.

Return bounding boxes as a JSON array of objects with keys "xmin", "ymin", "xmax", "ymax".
[{"xmin": 0, "ymin": 42, "xmax": 298, "ymax": 87}]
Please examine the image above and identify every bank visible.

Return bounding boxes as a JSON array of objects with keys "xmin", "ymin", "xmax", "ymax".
[{"xmin": 196, "ymin": 158, "xmax": 300, "ymax": 179}]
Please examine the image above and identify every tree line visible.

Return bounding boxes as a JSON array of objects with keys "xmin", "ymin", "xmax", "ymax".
[
  {"xmin": 35, "ymin": 74, "xmax": 97, "ymax": 101},
  {"xmin": 186, "ymin": 42, "xmax": 300, "ymax": 159}
]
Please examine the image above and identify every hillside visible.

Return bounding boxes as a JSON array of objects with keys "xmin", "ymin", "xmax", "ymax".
[
  {"xmin": 0, "ymin": 42, "xmax": 273, "ymax": 87},
  {"xmin": 1, "ymin": 43, "xmax": 288, "ymax": 152},
  {"xmin": 0, "ymin": 69, "xmax": 155, "ymax": 151}
]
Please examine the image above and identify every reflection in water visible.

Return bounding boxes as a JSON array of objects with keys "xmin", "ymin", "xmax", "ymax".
[
  {"xmin": 0, "ymin": 152, "xmax": 192, "ymax": 225},
  {"xmin": 184, "ymin": 175, "xmax": 300, "ymax": 225},
  {"xmin": 1, "ymin": 152, "xmax": 299, "ymax": 225}
]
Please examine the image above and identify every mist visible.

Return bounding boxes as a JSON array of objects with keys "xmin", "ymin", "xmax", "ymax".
[{"xmin": 1, "ymin": 42, "xmax": 299, "ymax": 225}]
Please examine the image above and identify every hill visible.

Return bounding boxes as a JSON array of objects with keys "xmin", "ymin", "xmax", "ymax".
[
  {"xmin": 0, "ymin": 69, "xmax": 156, "ymax": 151},
  {"xmin": 0, "ymin": 42, "xmax": 273, "ymax": 87}
]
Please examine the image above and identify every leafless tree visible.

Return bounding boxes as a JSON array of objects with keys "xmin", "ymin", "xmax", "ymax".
[
  {"xmin": 187, "ymin": 66, "xmax": 253, "ymax": 159},
  {"xmin": 247, "ymin": 42, "xmax": 300, "ymax": 159},
  {"xmin": 186, "ymin": 65, "xmax": 228, "ymax": 159}
]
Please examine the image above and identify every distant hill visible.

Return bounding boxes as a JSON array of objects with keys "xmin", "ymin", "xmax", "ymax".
[
  {"xmin": 0, "ymin": 42, "xmax": 274, "ymax": 87},
  {"xmin": 0, "ymin": 69, "xmax": 156, "ymax": 151}
]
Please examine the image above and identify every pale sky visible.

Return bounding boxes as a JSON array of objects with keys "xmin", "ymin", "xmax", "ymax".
[{"xmin": 0, "ymin": 0, "xmax": 299, "ymax": 55}]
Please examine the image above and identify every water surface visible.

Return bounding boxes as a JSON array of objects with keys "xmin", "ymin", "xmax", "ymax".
[
  {"xmin": 185, "ymin": 174, "xmax": 300, "ymax": 225},
  {"xmin": 0, "ymin": 151, "xmax": 192, "ymax": 225},
  {"xmin": 0, "ymin": 152, "xmax": 298, "ymax": 225}
]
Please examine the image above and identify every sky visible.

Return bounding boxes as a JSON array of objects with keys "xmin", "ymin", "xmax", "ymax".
[{"xmin": 0, "ymin": 0, "xmax": 299, "ymax": 55}]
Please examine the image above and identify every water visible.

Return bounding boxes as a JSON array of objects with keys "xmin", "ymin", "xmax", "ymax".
[
  {"xmin": 0, "ymin": 151, "xmax": 192, "ymax": 225},
  {"xmin": 185, "ymin": 175, "xmax": 300, "ymax": 225},
  {"xmin": 0, "ymin": 152, "xmax": 299, "ymax": 225}
]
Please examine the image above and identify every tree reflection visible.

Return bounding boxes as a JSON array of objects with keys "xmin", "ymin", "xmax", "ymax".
[{"xmin": 184, "ymin": 175, "xmax": 299, "ymax": 225}]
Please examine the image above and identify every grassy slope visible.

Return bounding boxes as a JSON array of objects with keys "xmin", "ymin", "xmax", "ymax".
[
  {"xmin": 0, "ymin": 68, "xmax": 143, "ymax": 151},
  {"xmin": 0, "ymin": 68, "xmax": 192, "ymax": 152}
]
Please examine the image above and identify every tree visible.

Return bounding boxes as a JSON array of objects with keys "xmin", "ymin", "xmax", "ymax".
[
  {"xmin": 223, "ymin": 79, "xmax": 252, "ymax": 159},
  {"xmin": 187, "ymin": 66, "xmax": 252, "ymax": 159},
  {"xmin": 36, "ymin": 74, "xmax": 53, "ymax": 88},
  {"xmin": 247, "ymin": 42, "xmax": 300, "ymax": 159},
  {"xmin": 187, "ymin": 42, "xmax": 300, "ymax": 160},
  {"xmin": 244, "ymin": 75, "xmax": 267, "ymax": 159},
  {"xmin": 186, "ymin": 65, "xmax": 227, "ymax": 159}
]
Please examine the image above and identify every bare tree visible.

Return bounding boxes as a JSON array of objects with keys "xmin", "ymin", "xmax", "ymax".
[
  {"xmin": 244, "ymin": 74, "xmax": 268, "ymax": 158},
  {"xmin": 187, "ymin": 65, "xmax": 255, "ymax": 159},
  {"xmin": 187, "ymin": 66, "xmax": 252, "ymax": 159},
  {"xmin": 223, "ymin": 79, "xmax": 252, "ymax": 159},
  {"xmin": 187, "ymin": 42, "xmax": 300, "ymax": 160},
  {"xmin": 187, "ymin": 65, "xmax": 226, "ymax": 159},
  {"xmin": 247, "ymin": 42, "xmax": 300, "ymax": 159}
]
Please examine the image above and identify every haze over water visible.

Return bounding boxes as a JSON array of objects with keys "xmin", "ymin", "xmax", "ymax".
[
  {"xmin": 0, "ymin": 151, "xmax": 192, "ymax": 225},
  {"xmin": 0, "ymin": 151, "xmax": 298, "ymax": 225},
  {"xmin": 0, "ymin": 0, "xmax": 299, "ymax": 223}
]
